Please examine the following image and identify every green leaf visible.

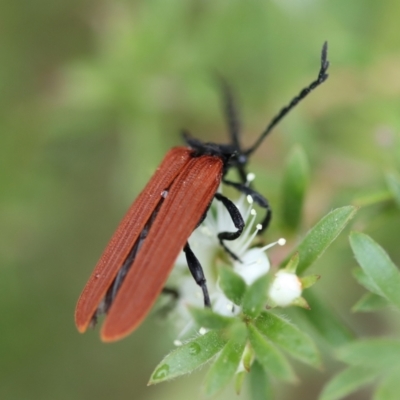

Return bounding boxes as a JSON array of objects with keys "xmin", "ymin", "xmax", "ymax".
[
  {"xmin": 352, "ymin": 292, "xmax": 390, "ymax": 312},
  {"xmin": 374, "ymin": 371, "xmax": 400, "ymax": 400},
  {"xmin": 203, "ymin": 328, "xmax": 247, "ymax": 396},
  {"xmin": 350, "ymin": 232, "xmax": 400, "ymax": 310},
  {"xmin": 385, "ymin": 171, "xmax": 400, "ymax": 208},
  {"xmin": 284, "ymin": 252, "xmax": 300, "ymax": 273},
  {"xmin": 242, "ymin": 343, "xmax": 255, "ymax": 371},
  {"xmin": 301, "ymin": 274, "xmax": 320, "ymax": 289},
  {"xmin": 249, "ymin": 360, "xmax": 273, "ymax": 400},
  {"xmin": 283, "ymin": 206, "xmax": 358, "ymax": 274},
  {"xmin": 242, "ymin": 274, "xmax": 270, "ymax": 318},
  {"xmin": 148, "ymin": 331, "xmax": 227, "ymax": 385},
  {"xmin": 352, "ymin": 190, "xmax": 392, "ymax": 208},
  {"xmin": 352, "ymin": 267, "xmax": 383, "ymax": 296},
  {"xmin": 296, "ymin": 292, "xmax": 354, "ymax": 346},
  {"xmin": 255, "ymin": 311, "xmax": 321, "ymax": 368},
  {"xmin": 188, "ymin": 306, "xmax": 234, "ymax": 330},
  {"xmin": 219, "ymin": 266, "xmax": 247, "ymax": 305},
  {"xmin": 337, "ymin": 339, "xmax": 400, "ymax": 370},
  {"xmin": 234, "ymin": 371, "xmax": 246, "ymax": 394},
  {"xmin": 319, "ymin": 366, "xmax": 376, "ymax": 400},
  {"xmin": 247, "ymin": 324, "xmax": 296, "ymax": 382},
  {"xmin": 281, "ymin": 145, "xmax": 309, "ymax": 230}
]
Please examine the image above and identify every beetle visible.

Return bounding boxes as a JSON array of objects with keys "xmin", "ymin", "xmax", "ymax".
[{"xmin": 75, "ymin": 43, "xmax": 329, "ymax": 342}]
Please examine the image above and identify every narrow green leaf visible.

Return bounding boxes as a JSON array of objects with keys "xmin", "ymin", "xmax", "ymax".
[
  {"xmin": 255, "ymin": 311, "xmax": 321, "ymax": 368},
  {"xmin": 385, "ymin": 171, "xmax": 400, "ymax": 208},
  {"xmin": 219, "ymin": 266, "xmax": 247, "ymax": 305},
  {"xmin": 249, "ymin": 360, "xmax": 273, "ymax": 400},
  {"xmin": 374, "ymin": 371, "xmax": 400, "ymax": 400},
  {"xmin": 188, "ymin": 306, "xmax": 234, "ymax": 330},
  {"xmin": 352, "ymin": 267, "xmax": 383, "ymax": 296},
  {"xmin": 285, "ymin": 252, "xmax": 300, "ymax": 273},
  {"xmin": 281, "ymin": 145, "xmax": 309, "ymax": 230},
  {"xmin": 242, "ymin": 343, "xmax": 255, "ymax": 371},
  {"xmin": 242, "ymin": 274, "xmax": 270, "ymax": 318},
  {"xmin": 283, "ymin": 206, "xmax": 358, "ymax": 274},
  {"xmin": 204, "ymin": 329, "xmax": 247, "ymax": 396},
  {"xmin": 350, "ymin": 232, "xmax": 400, "ymax": 310},
  {"xmin": 337, "ymin": 339, "xmax": 400, "ymax": 370},
  {"xmin": 301, "ymin": 274, "xmax": 320, "ymax": 289},
  {"xmin": 234, "ymin": 371, "xmax": 246, "ymax": 394},
  {"xmin": 296, "ymin": 292, "xmax": 354, "ymax": 346},
  {"xmin": 352, "ymin": 292, "xmax": 390, "ymax": 312},
  {"xmin": 319, "ymin": 366, "xmax": 376, "ymax": 400},
  {"xmin": 247, "ymin": 324, "xmax": 296, "ymax": 382},
  {"xmin": 148, "ymin": 331, "xmax": 226, "ymax": 385},
  {"xmin": 352, "ymin": 190, "xmax": 392, "ymax": 207}
]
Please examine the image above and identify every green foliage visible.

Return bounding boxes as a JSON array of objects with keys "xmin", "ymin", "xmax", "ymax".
[
  {"xmin": 321, "ymin": 234, "xmax": 400, "ymax": 399},
  {"xmin": 352, "ymin": 267, "xmax": 382, "ymax": 295},
  {"xmin": 149, "ymin": 204, "xmax": 356, "ymax": 397},
  {"xmin": 325, "ymin": 339, "xmax": 400, "ymax": 399},
  {"xmin": 319, "ymin": 366, "xmax": 377, "ymax": 400},
  {"xmin": 350, "ymin": 232, "xmax": 400, "ymax": 309},
  {"xmin": 385, "ymin": 171, "xmax": 400, "ymax": 209},
  {"xmin": 337, "ymin": 339, "xmax": 400, "ymax": 369},
  {"xmin": 5, "ymin": 1, "xmax": 400, "ymax": 399},
  {"xmin": 255, "ymin": 311, "xmax": 321, "ymax": 368},
  {"xmin": 351, "ymin": 292, "xmax": 390, "ymax": 312},
  {"xmin": 219, "ymin": 266, "xmax": 247, "ymax": 306},
  {"xmin": 281, "ymin": 206, "xmax": 358, "ymax": 274},
  {"xmin": 249, "ymin": 360, "xmax": 273, "ymax": 400},
  {"xmin": 242, "ymin": 275, "xmax": 270, "ymax": 318},
  {"xmin": 188, "ymin": 306, "xmax": 234, "ymax": 330},
  {"xmin": 374, "ymin": 372, "xmax": 400, "ymax": 400},
  {"xmin": 296, "ymin": 291, "xmax": 355, "ymax": 347},
  {"xmin": 281, "ymin": 145, "xmax": 310, "ymax": 231},
  {"xmin": 149, "ymin": 330, "xmax": 227, "ymax": 385},
  {"xmin": 247, "ymin": 324, "xmax": 296, "ymax": 382},
  {"xmin": 204, "ymin": 326, "xmax": 247, "ymax": 396}
]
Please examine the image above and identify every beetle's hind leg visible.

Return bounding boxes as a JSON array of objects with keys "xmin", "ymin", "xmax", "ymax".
[
  {"xmin": 183, "ymin": 242, "xmax": 211, "ymax": 307},
  {"xmin": 183, "ymin": 194, "xmax": 243, "ymax": 308}
]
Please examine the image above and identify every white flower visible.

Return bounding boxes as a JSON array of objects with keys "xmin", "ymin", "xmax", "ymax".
[
  {"xmin": 268, "ymin": 271, "xmax": 303, "ymax": 307},
  {"xmin": 168, "ymin": 174, "xmax": 286, "ymax": 342}
]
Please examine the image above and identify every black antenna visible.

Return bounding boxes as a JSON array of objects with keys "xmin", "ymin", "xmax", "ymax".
[
  {"xmin": 218, "ymin": 77, "xmax": 242, "ymax": 151},
  {"xmin": 245, "ymin": 41, "xmax": 329, "ymax": 156},
  {"xmin": 217, "ymin": 76, "xmax": 249, "ymax": 183}
]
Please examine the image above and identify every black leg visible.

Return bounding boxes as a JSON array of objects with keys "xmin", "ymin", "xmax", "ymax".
[
  {"xmin": 157, "ymin": 287, "xmax": 180, "ymax": 317},
  {"xmin": 162, "ymin": 287, "xmax": 179, "ymax": 299},
  {"xmin": 223, "ymin": 179, "xmax": 272, "ymax": 234},
  {"xmin": 214, "ymin": 192, "xmax": 245, "ymax": 261},
  {"xmin": 183, "ymin": 242, "xmax": 211, "ymax": 307}
]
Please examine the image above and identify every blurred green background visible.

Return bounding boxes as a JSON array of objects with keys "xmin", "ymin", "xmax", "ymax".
[{"xmin": 2, "ymin": 0, "xmax": 400, "ymax": 399}]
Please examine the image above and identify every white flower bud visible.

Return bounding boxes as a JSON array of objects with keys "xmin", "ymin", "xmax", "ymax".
[{"xmin": 269, "ymin": 271, "xmax": 302, "ymax": 307}]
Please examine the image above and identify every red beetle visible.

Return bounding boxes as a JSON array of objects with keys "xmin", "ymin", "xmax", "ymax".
[{"xmin": 75, "ymin": 43, "xmax": 329, "ymax": 342}]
